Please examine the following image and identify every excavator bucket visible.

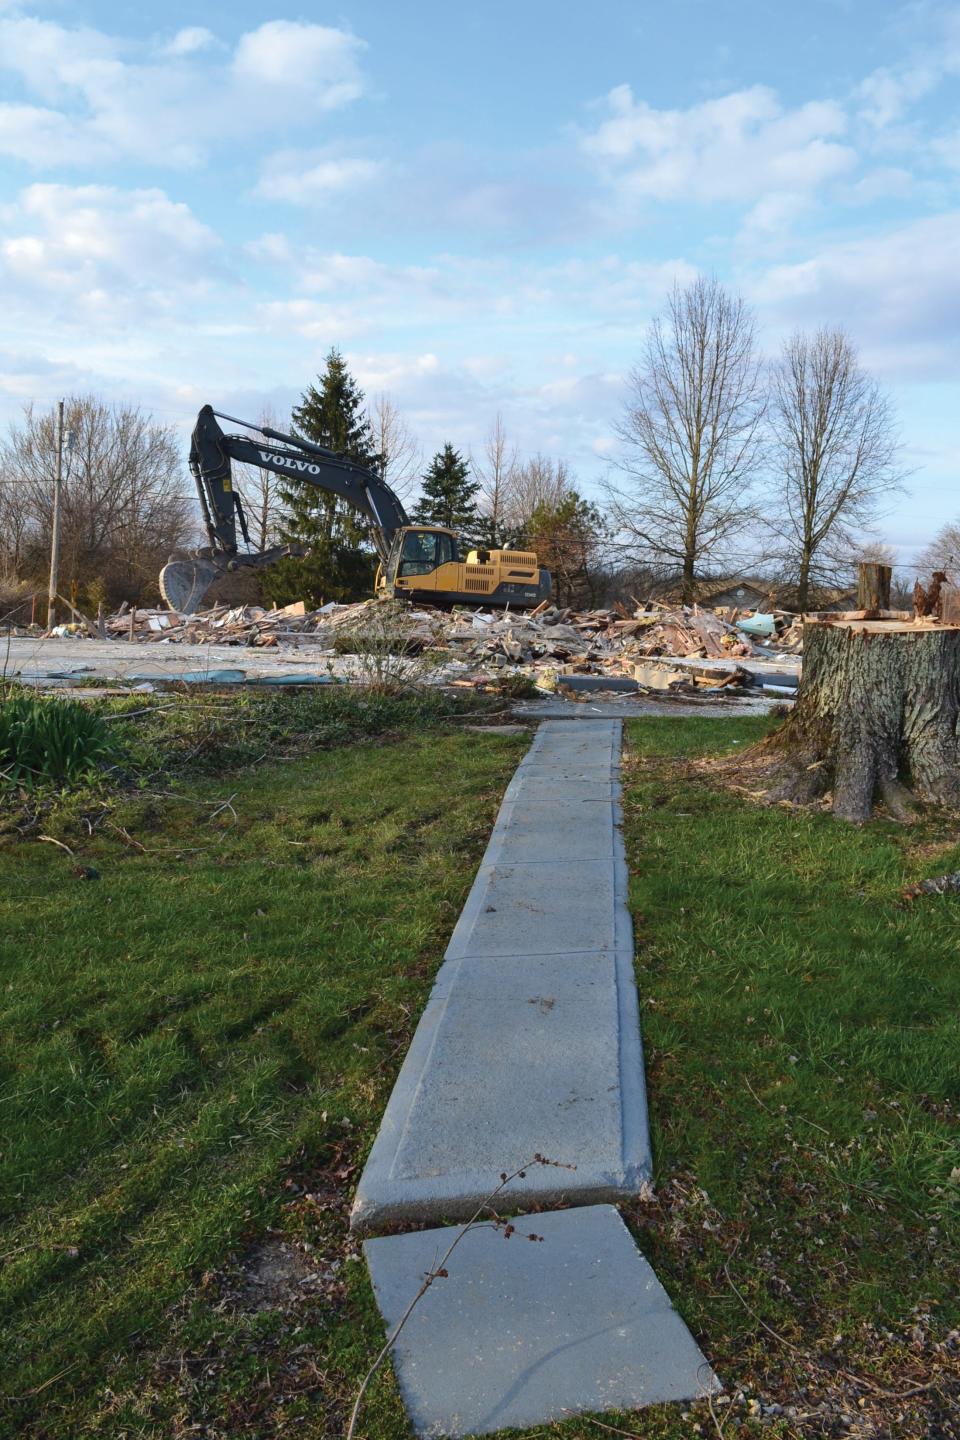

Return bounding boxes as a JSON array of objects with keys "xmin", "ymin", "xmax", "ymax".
[{"xmin": 159, "ymin": 557, "xmax": 223, "ymax": 614}]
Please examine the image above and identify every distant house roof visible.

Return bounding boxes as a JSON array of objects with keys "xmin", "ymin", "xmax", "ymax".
[
  {"xmin": 652, "ymin": 575, "xmax": 775, "ymax": 606},
  {"xmin": 649, "ymin": 574, "xmax": 857, "ymax": 613},
  {"xmin": 767, "ymin": 584, "xmax": 858, "ymax": 613}
]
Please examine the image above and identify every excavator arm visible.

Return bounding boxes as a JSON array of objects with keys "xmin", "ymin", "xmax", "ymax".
[{"xmin": 160, "ymin": 406, "xmax": 410, "ymax": 612}]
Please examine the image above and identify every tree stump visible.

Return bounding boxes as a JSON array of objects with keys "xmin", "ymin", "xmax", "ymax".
[
  {"xmin": 856, "ymin": 561, "xmax": 891, "ymax": 611},
  {"xmin": 762, "ymin": 619, "xmax": 960, "ymax": 821}
]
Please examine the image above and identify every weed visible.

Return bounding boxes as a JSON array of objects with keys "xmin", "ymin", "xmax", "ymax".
[{"xmin": 334, "ymin": 601, "xmax": 444, "ymax": 693}]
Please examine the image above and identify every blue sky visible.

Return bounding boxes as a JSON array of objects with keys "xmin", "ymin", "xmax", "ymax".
[{"xmin": 0, "ymin": 0, "xmax": 958, "ymax": 566}]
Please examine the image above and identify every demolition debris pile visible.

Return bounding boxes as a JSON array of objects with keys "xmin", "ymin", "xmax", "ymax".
[{"xmin": 38, "ymin": 596, "xmax": 801, "ymax": 696}]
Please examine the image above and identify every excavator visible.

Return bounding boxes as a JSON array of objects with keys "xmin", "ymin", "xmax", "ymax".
[{"xmin": 159, "ymin": 406, "xmax": 552, "ymax": 614}]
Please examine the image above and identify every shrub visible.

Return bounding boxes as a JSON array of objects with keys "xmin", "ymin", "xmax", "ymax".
[
  {"xmin": 336, "ymin": 601, "xmax": 443, "ymax": 693},
  {"xmin": 0, "ymin": 695, "xmax": 118, "ymax": 788}
]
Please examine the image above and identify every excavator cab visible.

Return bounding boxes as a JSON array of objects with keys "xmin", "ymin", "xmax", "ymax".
[
  {"xmin": 380, "ymin": 527, "xmax": 460, "ymax": 597},
  {"xmin": 380, "ymin": 525, "xmax": 551, "ymax": 608}
]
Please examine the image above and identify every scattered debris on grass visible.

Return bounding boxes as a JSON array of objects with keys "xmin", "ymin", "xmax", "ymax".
[{"xmin": 901, "ymin": 870, "xmax": 960, "ymax": 902}]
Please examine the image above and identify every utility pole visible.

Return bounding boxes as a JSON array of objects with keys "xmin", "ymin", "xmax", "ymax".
[{"xmin": 46, "ymin": 398, "xmax": 65, "ymax": 630}]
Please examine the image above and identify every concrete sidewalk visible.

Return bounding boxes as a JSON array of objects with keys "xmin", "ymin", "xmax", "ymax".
[
  {"xmin": 352, "ymin": 719, "xmax": 718, "ymax": 1435},
  {"xmin": 351, "ymin": 720, "xmax": 650, "ymax": 1232}
]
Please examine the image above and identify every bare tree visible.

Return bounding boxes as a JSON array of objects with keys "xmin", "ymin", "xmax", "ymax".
[
  {"xmin": 0, "ymin": 457, "xmax": 32, "ymax": 575},
  {"xmin": 0, "ymin": 397, "xmax": 193, "ymax": 608},
  {"xmin": 230, "ymin": 407, "xmax": 287, "ymax": 552},
  {"xmin": 606, "ymin": 277, "xmax": 765, "ymax": 603},
  {"xmin": 504, "ymin": 455, "xmax": 572, "ymax": 534},
  {"xmin": 368, "ymin": 393, "xmax": 420, "ymax": 504},
  {"xmin": 916, "ymin": 520, "xmax": 960, "ymax": 578},
  {"xmin": 473, "ymin": 414, "xmax": 518, "ymax": 546},
  {"xmin": 767, "ymin": 328, "xmax": 903, "ymax": 610}
]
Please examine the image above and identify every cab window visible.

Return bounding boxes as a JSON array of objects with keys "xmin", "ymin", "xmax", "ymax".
[{"xmin": 399, "ymin": 532, "xmax": 438, "ymax": 576}]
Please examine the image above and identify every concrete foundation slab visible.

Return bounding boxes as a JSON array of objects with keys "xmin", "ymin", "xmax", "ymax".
[{"xmin": 364, "ymin": 1205, "xmax": 720, "ymax": 1438}]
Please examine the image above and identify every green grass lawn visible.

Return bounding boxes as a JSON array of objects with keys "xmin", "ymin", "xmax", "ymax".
[
  {"xmin": 2, "ymin": 706, "xmax": 958, "ymax": 1439},
  {"xmin": 0, "ymin": 705, "xmax": 527, "ymax": 1438},
  {"xmin": 614, "ymin": 715, "xmax": 960, "ymax": 1438}
]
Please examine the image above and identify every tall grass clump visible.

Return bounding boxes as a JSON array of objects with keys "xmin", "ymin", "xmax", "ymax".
[{"xmin": 0, "ymin": 694, "xmax": 117, "ymax": 788}]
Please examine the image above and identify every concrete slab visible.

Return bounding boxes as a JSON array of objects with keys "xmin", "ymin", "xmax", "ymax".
[
  {"xmin": 513, "ymin": 694, "xmax": 785, "ymax": 720},
  {"xmin": 352, "ymin": 947, "xmax": 647, "ymax": 1226},
  {"xmin": 486, "ymin": 803, "xmax": 615, "ymax": 863},
  {"xmin": 444, "ymin": 858, "xmax": 625, "ymax": 959},
  {"xmin": 364, "ymin": 1205, "xmax": 719, "ymax": 1438},
  {"xmin": 500, "ymin": 776, "xmax": 616, "ymax": 806},
  {"xmin": 351, "ymin": 721, "xmax": 647, "ymax": 1231}
]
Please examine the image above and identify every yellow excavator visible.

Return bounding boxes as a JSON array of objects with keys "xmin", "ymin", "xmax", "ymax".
[{"xmin": 159, "ymin": 406, "xmax": 551, "ymax": 613}]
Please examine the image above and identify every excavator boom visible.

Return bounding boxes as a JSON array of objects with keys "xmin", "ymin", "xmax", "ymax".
[
  {"xmin": 160, "ymin": 404, "xmax": 551, "ymax": 612},
  {"xmin": 160, "ymin": 406, "xmax": 410, "ymax": 611}
]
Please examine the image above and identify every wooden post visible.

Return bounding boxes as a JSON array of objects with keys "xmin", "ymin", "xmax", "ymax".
[
  {"xmin": 939, "ymin": 584, "xmax": 960, "ymax": 626},
  {"xmin": 857, "ymin": 561, "xmax": 891, "ymax": 612},
  {"xmin": 46, "ymin": 398, "xmax": 65, "ymax": 629}
]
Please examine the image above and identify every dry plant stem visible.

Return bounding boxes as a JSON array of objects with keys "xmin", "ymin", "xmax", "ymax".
[
  {"xmin": 706, "ymin": 1391, "xmax": 728, "ymax": 1439},
  {"xmin": 100, "ymin": 703, "xmax": 182, "ymax": 722},
  {"xmin": 563, "ymin": 1412, "xmax": 644, "ymax": 1438},
  {"xmin": 37, "ymin": 834, "xmax": 74, "ymax": 856},
  {"xmin": 207, "ymin": 792, "xmax": 238, "ymax": 822},
  {"xmin": 345, "ymin": 1157, "xmax": 558, "ymax": 1440},
  {"xmin": 723, "ymin": 1257, "xmax": 941, "ymax": 1402},
  {"xmin": 743, "ymin": 1075, "xmax": 829, "ymax": 1136}
]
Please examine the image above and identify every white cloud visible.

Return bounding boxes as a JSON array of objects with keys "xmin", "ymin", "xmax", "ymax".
[
  {"xmin": 257, "ymin": 152, "xmax": 381, "ymax": 204},
  {"xmin": 0, "ymin": 14, "xmax": 368, "ymax": 169},
  {"xmin": 581, "ymin": 83, "xmax": 856, "ymax": 206},
  {"xmin": 740, "ymin": 191, "xmax": 810, "ymax": 239},
  {"xmin": 248, "ymin": 244, "xmax": 697, "ymax": 343},
  {"xmin": 0, "ymin": 184, "xmax": 222, "ymax": 322},
  {"xmin": 232, "ymin": 20, "xmax": 365, "ymax": 107},
  {"xmin": 855, "ymin": 65, "xmax": 936, "ymax": 130},
  {"xmin": 161, "ymin": 27, "xmax": 217, "ymax": 58},
  {"xmin": 751, "ymin": 211, "xmax": 960, "ymax": 378},
  {"xmin": 0, "ymin": 102, "xmax": 95, "ymax": 165}
]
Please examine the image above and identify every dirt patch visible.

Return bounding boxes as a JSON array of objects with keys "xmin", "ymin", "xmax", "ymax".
[{"xmin": 230, "ymin": 1236, "xmax": 338, "ymax": 1315}]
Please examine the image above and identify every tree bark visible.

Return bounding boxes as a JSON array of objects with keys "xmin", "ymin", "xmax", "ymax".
[
  {"xmin": 762, "ymin": 620, "xmax": 960, "ymax": 821},
  {"xmin": 797, "ymin": 545, "xmax": 812, "ymax": 611},
  {"xmin": 857, "ymin": 561, "xmax": 892, "ymax": 611}
]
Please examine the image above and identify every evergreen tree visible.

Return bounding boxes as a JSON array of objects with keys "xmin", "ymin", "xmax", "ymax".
[
  {"xmin": 412, "ymin": 444, "xmax": 480, "ymax": 542},
  {"xmin": 265, "ymin": 349, "xmax": 381, "ymax": 606},
  {"xmin": 526, "ymin": 491, "xmax": 607, "ymax": 608}
]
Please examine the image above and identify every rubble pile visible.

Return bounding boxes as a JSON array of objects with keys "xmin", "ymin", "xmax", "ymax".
[
  {"xmin": 441, "ymin": 602, "xmax": 754, "ymax": 679},
  {"xmin": 66, "ymin": 595, "xmax": 801, "ymax": 698}
]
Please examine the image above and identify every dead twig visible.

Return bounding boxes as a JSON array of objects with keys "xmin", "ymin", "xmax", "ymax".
[
  {"xmin": 105, "ymin": 822, "xmax": 147, "ymax": 853},
  {"xmin": 744, "ymin": 1075, "xmax": 830, "ymax": 1137},
  {"xmin": 561, "ymin": 1412, "xmax": 642, "ymax": 1437},
  {"xmin": 345, "ymin": 1156, "xmax": 569, "ymax": 1440},
  {"xmin": 99, "ymin": 703, "xmax": 181, "ymax": 722},
  {"xmin": 208, "ymin": 792, "xmax": 238, "ymax": 823},
  {"xmin": 723, "ymin": 1256, "xmax": 944, "ymax": 1402},
  {"xmin": 3, "ymin": 1359, "xmax": 81, "ymax": 1403},
  {"xmin": 37, "ymin": 835, "xmax": 74, "ymax": 856},
  {"xmin": 706, "ymin": 1389, "xmax": 728, "ymax": 1438}
]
